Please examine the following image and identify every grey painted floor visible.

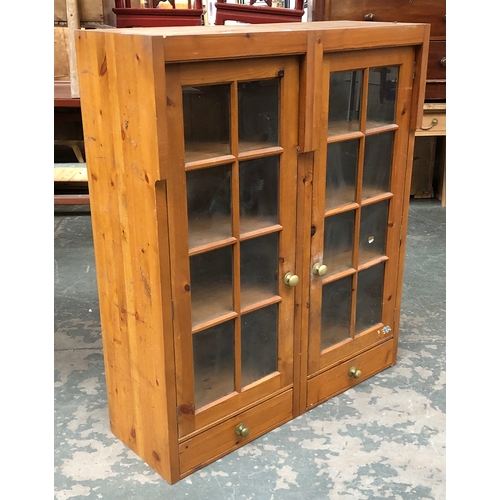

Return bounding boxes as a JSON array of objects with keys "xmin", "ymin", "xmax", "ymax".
[{"xmin": 54, "ymin": 198, "xmax": 446, "ymax": 499}]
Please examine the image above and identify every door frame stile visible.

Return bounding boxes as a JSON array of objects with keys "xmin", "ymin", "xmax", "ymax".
[{"xmin": 294, "ymin": 33, "xmax": 324, "ymax": 416}]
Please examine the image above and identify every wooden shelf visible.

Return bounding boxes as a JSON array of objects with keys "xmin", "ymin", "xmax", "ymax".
[
  {"xmin": 54, "ymin": 164, "xmax": 89, "ymax": 205},
  {"xmin": 54, "ymin": 81, "xmax": 80, "ymax": 108}
]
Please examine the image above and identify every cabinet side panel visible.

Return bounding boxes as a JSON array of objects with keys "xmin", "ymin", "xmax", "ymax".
[
  {"xmin": 76, "ymin": 31, "xmax": 179, "ymax": 483},
  {"xmin": 76, "ymin": 29, "xmax": 136, "ymax": 452}
]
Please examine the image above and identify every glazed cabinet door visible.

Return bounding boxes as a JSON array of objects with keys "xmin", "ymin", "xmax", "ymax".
[
  {"xmin": 306, "ymin": 47, "xmax": 415, "ymax": 400},
  {"xmin": 163, "ymin": 57, "xmax": 299, "ymax": 439}
]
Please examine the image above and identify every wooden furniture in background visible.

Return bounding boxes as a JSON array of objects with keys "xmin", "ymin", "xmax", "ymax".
[
  {"xmin": 113, "ymin": 0, "xmax": 205, "ymax": 27},
  {"xmin": 54, "ymin": 82, "xmax": 89, "ymax": 205},
  {"xmin": 312, "ymin": 0, "xmax": 445, "ymax": 101},
  {"xmin": 54, "ymin": 0, "xmax": 105, "ymax": 205},
  {"xmin": 314, "ymin": 0, "xmax": 446, "ymax": 206},
  {"xmin": 54, "ymin": 164, "xmax": 90, "ymax": 206},
  {"xmin": 214, "ymin": 0, "xmax": 304, "ymax": 25},
  {"xmin": 55, "ymin": 0, "xmax": 116, "ymax": 27},
  {"xmin": 75, "ymin": 20, "xmax": 430, "ymax": 483},
  {"xmin": 65, "ymin": 0, "xmax": 81, "ymax": 97},
  {"xmin": 413, "ymin": 103, "xmax": 446, "ymax": 204}
]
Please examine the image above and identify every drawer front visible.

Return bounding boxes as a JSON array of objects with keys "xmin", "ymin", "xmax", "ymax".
[
  {"xmin": 327, "ymin": 0, "xmax": 446, "ymax": 37},
  {"xmin": 427, "ymin": 41, "xmax": 446, "ymax": 79},
  {"xmin": 416, "ymin": 109, "xmax": 446, "ymax": 136},
  {"xmin": 179, "ymin": 390, "xmax": 293, "ymax": 476},
  {"xmin": 425, "ymin": 81, "xmax": 446, "ymax": 101},
  {"xmin": 306, "ymin": 339, "xmax": 394, "ymax": 409}
]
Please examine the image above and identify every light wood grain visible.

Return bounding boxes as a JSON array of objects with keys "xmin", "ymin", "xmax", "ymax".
[
  {"xmin": 76, "ymin": 30, "xmax": 180, "ymax": 483},
  {"xmin": 75, "ymin": 21, "xmax": 429, "ymax": 484},
  {"xmin": 53, "ymin": 165, "xmax": 88, "ymax": 182}
]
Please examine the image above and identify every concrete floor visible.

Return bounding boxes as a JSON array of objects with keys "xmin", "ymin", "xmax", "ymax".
[{"xmin": 54, "ymin": 198, "xmax": 445, "ymax": 499}]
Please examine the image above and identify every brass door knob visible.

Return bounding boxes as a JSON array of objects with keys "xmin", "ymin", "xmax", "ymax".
[
  {"xmin": 283, "ymin": 272, "xmax": 299, "ymax": 287},
  {"xmin": 313, "ymin": 263, "xmax": 327, "ymax": 276},
  {"xmin": 348, "ymin": 366, "xmax": 362, "ymax": 379},
  {"xmin": 235, "ymin": 422, "xmax": 250, "ymax": 437}
]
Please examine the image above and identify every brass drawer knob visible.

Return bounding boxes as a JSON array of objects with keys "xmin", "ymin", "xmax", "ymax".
[
  {"xmin": 283, "ymin": 272, "xmax": 299, "ymax": 287},
  {"xmin": 440, "ymin": 56, "xmax": 446, "ymax": 68},
  {"xmin": 348, "ymin": 366, "xmax": 362, "ymax": 379},
  {"xmin": 313, "ymin": 263, "xmax": 327, "ymax": 276},
  {"xmin": 364, "ymin": 13, "xmax": 375, "ymax": 21},
  {"xmin": 235, "ymin": 422, "xmax": 250, "ymax": 437}
]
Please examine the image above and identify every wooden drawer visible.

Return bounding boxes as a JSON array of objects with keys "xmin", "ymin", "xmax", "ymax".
[
  {"xmin": 427, "ymin": 41, "xmax": 446, "ymax": 79},
  {"xmin": 416, "ymin": 103, "xmax": 446, "ymax": 136},
  {"xmin": 179, "ymin": 390, "xmax": 293, "ymax": 477},
  {"xmin": 306, "ymin": 339, "xmax": 394, "ymax": 409},
  {"xmin": 425, "ymin": 81, "xmax": 446, "ymax": 101},
  {"xmin": 327, "ymin": 0, "xmax": 446, "ymax": 38}
]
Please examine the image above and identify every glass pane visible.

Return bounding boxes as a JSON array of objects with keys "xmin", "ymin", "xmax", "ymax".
[
  {"xmin": 323, "ymin": 210, "xmax": 355, "ymax": 275},
  {"xmin": 239, "ymin": 156, "xmax": 279, "ymax": 233},
  {"xmin": 328, "ymin": 70, "xmax": 363, "ymax": 135},
  {"xmin": 183, "ymin": 84, "xmax": 230, "ymax": 162},
  {"xmin": 321, "ymin": 275, "xmax": 352, "ymax": 350},
  {"xmin": 190, "ymin": 246, "xmax": 233, "ymax": 327},
  {"xmin": 362, "ymin": 132, "xmax": 394, "ymax": 199},
  {"xmin": 193, "ymin": 321, "xmax": 234, "ymax": 408},
  {"xmin": 359, "ymin": 200, "xmax": 389, "ymax": 265},
  {"xmin": 325, "ymin": 139, "xmax": 359, "ymax": 209},
  {"xmin": 238, "ymin": 79, "xmax": 279, "ymax": 152},
  {"xmin": 355, "ymin": 263, "xmax": 385, "ymax": 334},
  {"xmin": 241, "ymin": 305, "xmax": 278, "ymax": 387},
  {"xmin": 240, "ymin": 233, "xmax": 278, "ymax": 308},
  {"xmin": 366, "ymin": 66, "xmax": 399, "ymax": 127},
  {"xmin": 187, "ymin": 165, "xmax": 232, "ymax": 249}
]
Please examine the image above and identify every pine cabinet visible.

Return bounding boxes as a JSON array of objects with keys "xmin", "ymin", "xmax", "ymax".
[{"xmin": 75, "ymin": 20, "xmax": 430, "ymax": 484}]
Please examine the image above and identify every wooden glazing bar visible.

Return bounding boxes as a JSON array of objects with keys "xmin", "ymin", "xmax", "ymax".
[
  {"xmin": 185, "ymin": 155, "xmax": 236, "ymax": 170},
  {"xmin": 359, "ymin": 192, "xmax": 393, "ymax": 206},
  {"xmin": 239, "ymin": 224, "xmax": 282, "ymax": 241},
  {"xmin": 320, "ymin": 267, "xmax": 357, "ymax": 286},
  {"xmin": 324, "ymin": 202, "xmax": 360, "ymax": 219},
  {"xmin": 240, "ymin": 295, "xmax": 282, "ymax": 316},
  {"xmin": 365, "ymin": 123, "xmax": 399, "ymax": 135},
  {"xmin": 357, "ymin": 255, "xmax": 389, "ymax": 272},
  {"xmin": 327, "ymin": 130, "xmax": 364, "ymax": 143},
  {"xmin": 237, "ymin": 146, "xmax": 284, "ymax": 161},
  {"xmin": 188, "ymin": 237, "xmax": 238, "ymax": 256},
  {"xmin": 191, "ymin": 312, "xmax": 239, "ymax": 335}
]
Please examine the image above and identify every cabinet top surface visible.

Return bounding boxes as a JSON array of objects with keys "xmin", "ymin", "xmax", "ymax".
[
  {"xmin": 83, "ymin": 20, "xmax": 429, "ymax": 38},
  {"xmin": 78, "ymin": 20, "xmax": 430, "ymax": 62}
]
